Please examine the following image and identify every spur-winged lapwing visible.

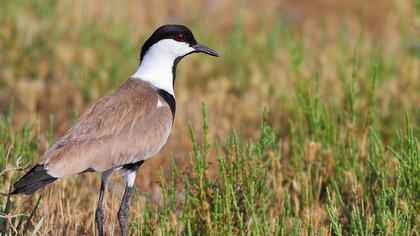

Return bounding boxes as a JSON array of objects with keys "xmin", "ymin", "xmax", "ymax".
[{"xmin": 12, "ymin": 24, "xmax": 218, "ymax": 236}]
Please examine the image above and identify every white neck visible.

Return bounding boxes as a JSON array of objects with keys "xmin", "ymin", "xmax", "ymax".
[{"xmin": 131, "ymin": 39, "xmax": 194, "ymax": 95}]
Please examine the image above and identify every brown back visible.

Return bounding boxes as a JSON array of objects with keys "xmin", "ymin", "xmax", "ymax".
[{"xmin": 39, "ymin": 79, "xmax": 173, "ymax": 178}]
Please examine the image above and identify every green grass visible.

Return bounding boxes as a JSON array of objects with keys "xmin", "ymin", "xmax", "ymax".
[
  {"xmin": 1, "ymin": 71, "xmax": 419, "ymax": 235},
  {"xmin": 127, "ymin": 79, "xmax": 418, "ymax": 235}
]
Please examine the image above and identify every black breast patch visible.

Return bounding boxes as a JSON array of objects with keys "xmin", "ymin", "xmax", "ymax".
[{"xmin": 157, "ymin": 89, "xmax": 176, "ymax": 119}]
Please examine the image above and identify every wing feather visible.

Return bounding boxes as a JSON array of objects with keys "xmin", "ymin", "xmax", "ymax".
[{"xmin": 38, "ymin": 79, "xmax": 173, "ymax": 178}]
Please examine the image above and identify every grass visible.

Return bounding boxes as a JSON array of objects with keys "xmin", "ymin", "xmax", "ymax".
[
  {"xmin": 0, "ymin": 0, "xmax": 419, "ymax": 235},
  {"xmin": 2, "ymin": 79, "xmax": 419, "ymax": 235}
]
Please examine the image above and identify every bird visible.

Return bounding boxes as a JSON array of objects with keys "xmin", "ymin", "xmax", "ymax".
[{"xmin": 11, "ymin": 24, "xmax": 218, "ymax": 236}]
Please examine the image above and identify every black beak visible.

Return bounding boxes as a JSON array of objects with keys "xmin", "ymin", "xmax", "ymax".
[{"xmin": 192, "ymin": 42, "xmax": 219, "ymax": 57}]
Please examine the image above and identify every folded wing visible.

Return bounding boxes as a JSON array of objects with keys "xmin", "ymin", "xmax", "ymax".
[{"xmin": 38, "ymin": 79, "xmax": 173, "ymax": 178}]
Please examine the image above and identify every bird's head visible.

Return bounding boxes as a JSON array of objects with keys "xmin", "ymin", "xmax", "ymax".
[
  {"xmin": 139, "ymin": 24, "xmax": 219, "ymax": 62},
  {"xmin": 133, "ymin": 24, "xmax": 218, "ymax": 95}
]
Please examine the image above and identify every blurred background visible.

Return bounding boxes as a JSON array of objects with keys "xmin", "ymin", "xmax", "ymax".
[{"xmin": 0, "ymin": 0, "xmax": 419, "ymax": 234}]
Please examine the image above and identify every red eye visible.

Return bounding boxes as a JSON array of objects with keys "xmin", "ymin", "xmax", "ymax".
[{"xmin": 175, "ymin": 34, "xmax": 185, "ymax": 42}]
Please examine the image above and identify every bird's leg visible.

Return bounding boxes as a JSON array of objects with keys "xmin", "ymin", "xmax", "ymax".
[
  {"xmin": 95, "ymin": 182, "xmax": 106, "ymax": 236},
  {"xmin": 95, "ymin": 170, "xmax": 112, "ymax": 236},
  {"xmin": 118, "ymin": 170, "xmax": 136, "ymax": 236},
  {"xmin": 118, "ymin": 185, "xmax": 132, "ymax": 236}
]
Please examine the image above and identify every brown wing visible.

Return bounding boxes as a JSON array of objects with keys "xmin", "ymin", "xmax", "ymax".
[{"xmin": 38, "ymin": 79, "xmax": 173, "ymax": 178}]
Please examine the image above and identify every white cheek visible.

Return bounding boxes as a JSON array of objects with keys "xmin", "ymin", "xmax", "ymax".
[
  {"xmin": 142, "ymin": 39, "xmax": 194, "ymax": 62},
  {"xmin": 163, "ymin": 39, "xmax": 195, "ymax": 57},
  {"xmin": 131, "ymin": 39, "xmax": 195, "ymax": 95}
]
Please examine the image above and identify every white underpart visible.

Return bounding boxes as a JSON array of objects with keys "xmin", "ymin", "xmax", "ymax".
[
  {"xmin": 124, "ymin": 170, "xmax": 137, "ymax": 187},
  {"xmin": 131, "ymin": 39, "xmax": 195, "ymax": 95}
]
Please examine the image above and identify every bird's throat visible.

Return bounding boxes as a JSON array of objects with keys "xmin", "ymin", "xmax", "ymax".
[{"xmin": 131, "ymin": 53, "xmax": 177, "ymax": 95}]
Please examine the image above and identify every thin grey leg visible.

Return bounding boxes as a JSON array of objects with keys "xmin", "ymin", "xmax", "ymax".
[
  {"xmin": 118, "ymin": 170, "xmax": 136, "ymax": 236},
  {"xmin": 95, "ymin": 170, "xmax": 112, "ymax": 236}
]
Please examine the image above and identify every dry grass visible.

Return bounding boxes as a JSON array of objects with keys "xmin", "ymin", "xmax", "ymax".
[{"xmin": 0, "ymin": 0, "xmax": 419, "ymax": 235}]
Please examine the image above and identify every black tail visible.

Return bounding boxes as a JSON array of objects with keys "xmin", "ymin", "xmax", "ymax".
[{"xmin": 12, "ymin": 165, "xmax": 57, "ymax": 195}]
